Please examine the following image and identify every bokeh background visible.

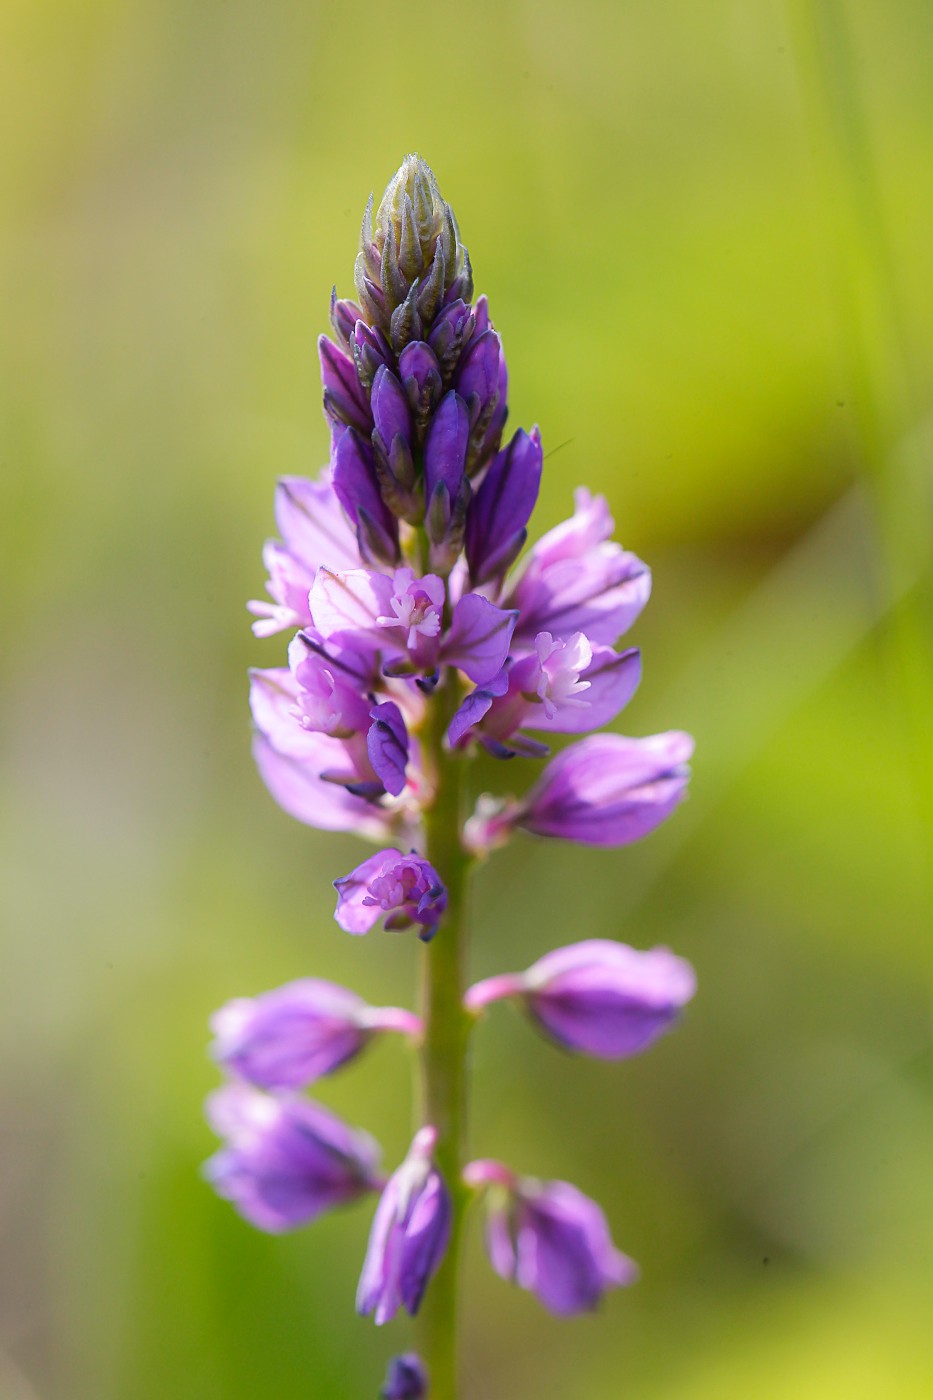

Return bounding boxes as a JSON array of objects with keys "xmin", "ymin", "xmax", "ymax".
[{"xmin": 2, "ymin": 0, "xmax": 932, "ymax": 1396}]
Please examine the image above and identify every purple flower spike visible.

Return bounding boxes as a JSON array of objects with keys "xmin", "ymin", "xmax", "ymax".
[
  {"xmin": 381, "ymin": 1353, "xmax": 428, "ymax": 1400},
  {"xmin": 204, "ymin": 1084, "xmax": 381, "ymax": 1234},
  {"xmin": 464, "ymin": 1162, "xmax": 638, "ymax": 1315},
  {"xmin": 334, "ymin": 849, "xmax": 447, "ymax": 939},
  {"xmin": 518, "ymin": 731, "xmax": 694, "ymax": 847},
  {"xmin": 210, "ymin": 978, "xmax": 422, "ymax": 1090},
  {"xmin": 467, "ymin": 940, "xmax": 696, "ymax": 1058},
  {"xmin": 465, "ymin": 427, "xmax": 543, "ymax": 585},
  {"xmin": 357, "ymin": 1126, "xmax": 452, "ymax": 1325}
]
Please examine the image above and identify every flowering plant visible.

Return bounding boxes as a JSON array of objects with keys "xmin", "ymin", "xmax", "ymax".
[{"xmin": 205, "ymin": 155, "xmax": 695, "ymax": 1398}]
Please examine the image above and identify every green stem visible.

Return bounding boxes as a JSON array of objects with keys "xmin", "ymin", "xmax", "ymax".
[{"xmin": 416, "ymin": 669, "xmax": 471, "ymax": 1400}]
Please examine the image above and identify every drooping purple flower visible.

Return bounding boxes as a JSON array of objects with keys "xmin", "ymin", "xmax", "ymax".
[
  {"xmin": 381, "ymin": 1353, "xmax": 428, "ymax": 1399},
  {"xmin": 520, "ymin": 732, "xmax": 692, "ymax": 844},
  {"xmin": 204, "ymin": 1084, "xmax": 381, "ymax": 1233},
  {"xmin": 463, "ymin": 1161, "xmax": 638, "ymax": 1315},
  {"xmin": 465, "ymin": 732, "xmax": 693, "ymax": 851},
  {"xmin": 210, "ymin": 979, "xmax": 421, "ymax": 1090},
  {"xmin": 465, "ymin": 940, "xmax": 696, "ymax": 1058},
  {"xmin": 252, "ymin": 732, "xmax": 397, "ymax": 843},
  {"xmin": 506, "ymin": 488, "xmax": 651, "ymax": 647},
  {"xmin": 334, "ymin": 849, "xmax": 447, "ymax": 940},
  {"xmin": 357, "ymin": 1126, "xmax": 452, "ymax": 1325},
  {"xmin": 465, "ymin": 427, "xmax": 543, "ymax": 585}
]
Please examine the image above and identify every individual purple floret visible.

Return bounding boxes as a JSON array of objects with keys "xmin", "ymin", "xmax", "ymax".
[
  {"xmin": 308, "ymin": 565, "xmax": 516, "ymax": 685},
  {"xmin": 465, "ymin": 940, "xmax": 696, "ymax": 1058},
  {"xmin": 381, "ymin": 1353, "xmax": 428, "ymax": 1399},
  {"xmin": 210, "ymin": 978, "xmax": 421, "ymax": 1089},
  {"xmin": 357, "ymin": 1126, "xmax": 451, "ymax": 1325},
  {"xmin": 334, "ymin": 849, "xmax": 447, "ymax": 940},
  {"xmin": 463, "ymin": 1160, "xmax": 637, "ymax": 1316},
  {"xmin": 465, "ymin": 732, "xmax": 694, "ymax": 851},
  {"xmin": 204, "ymin": 1083, "xmax": 382, "ymax": 1233}
]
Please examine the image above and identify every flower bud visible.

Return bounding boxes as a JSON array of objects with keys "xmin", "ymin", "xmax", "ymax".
[
  {"xmin": 381, "ymin": 1354, "xmax": 428, "ymax": 1399},
  {"xmin": 354, "ymin": 156, "xmax": 472, "ymax": 348},
  {"xmin": 204, "ymin": 1084, "xmax": 381, "ymax": 1233}
]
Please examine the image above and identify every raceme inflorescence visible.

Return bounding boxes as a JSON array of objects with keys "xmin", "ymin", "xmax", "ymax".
[{"xmin": 204, "ymin": 155, "xmax": 696, "ymax": 1399}]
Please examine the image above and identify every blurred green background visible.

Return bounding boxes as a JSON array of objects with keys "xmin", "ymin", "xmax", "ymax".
[{"xmin": 2, "ymin": 0, "xmax": 932, "ymax": 1396}]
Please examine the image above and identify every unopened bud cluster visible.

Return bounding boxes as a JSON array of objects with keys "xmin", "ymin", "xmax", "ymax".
[{"xmin": 209, "ymin": 156, "xmax": 696, "ymax": 1394}]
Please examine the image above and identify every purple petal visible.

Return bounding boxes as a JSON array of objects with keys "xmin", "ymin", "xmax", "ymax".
[
  {"xmin": 447, "ymin": 666, "xmax": 510, "ymax": 746},
  {"xmin": 525, "ymin": 940, "xmax": 697, "ymax": 1057},
  {"xmin": 309, "ymin": 566, "xmax": 395, "ymax": 639},
  {"xmin": 367, "ymin": 701, "xmax": 410, "ymax": 797},
  {"xmin": 442, "ymin": 593, "xmax": 518, "ymax": 685},
  {"xmin": 516, "ymin": 1183, "xmax": 637, "ymax": 1314},
  {"xmin": 521, "ymin": 732, "xmax": 693, "ymax": 846},
  {"xmin": 252, "ymin": 733, "xmax": 392, "ymax": 841}
]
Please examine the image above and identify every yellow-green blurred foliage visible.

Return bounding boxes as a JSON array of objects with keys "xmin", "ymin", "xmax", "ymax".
[{"xmin": 2, "ymin": 1, "xmax": 931, "ymax": 1396}]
